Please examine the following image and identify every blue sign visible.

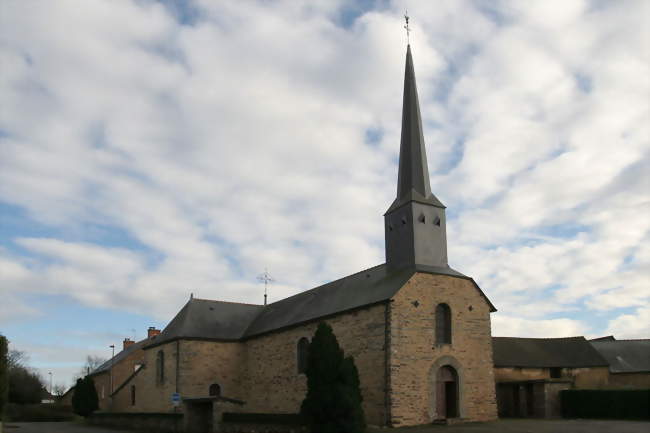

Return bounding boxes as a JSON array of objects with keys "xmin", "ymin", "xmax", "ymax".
[{"xmin": 171, "ymin": 392, "xmax": 181, "ymax": 406}]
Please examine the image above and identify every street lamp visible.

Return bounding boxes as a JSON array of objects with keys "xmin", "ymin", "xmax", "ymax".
[
  {"xmin": 109, "ymin": 345, "xmax": 115, "ymax": 395},
  {"xmin": 48, "ymin": 372, "xmax": 52, "ymax": 400}
]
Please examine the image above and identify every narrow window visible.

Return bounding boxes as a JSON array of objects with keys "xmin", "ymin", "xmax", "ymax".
[
  {"xmin": 209, "ymin": 383, "xmax": 221, "ymax": 397},
  {"xmin": 297, "ymin": 337, "xmax": 310, "ymax": 374},
  {"xmin": 434, "ymin": 216, "xmax": 441, "ymax": 226},
  {"xmin": 435, "ymin": 303, "xmax": 452, "ymax": 345},
  {"xmin": 130, "ymin": 385, "xmax": 136, "ymax": 406},
  {"xmin": 156, "ymin": 350, "xmax": 165, "ymax": 385},
  {"xmin": 550, "ymin": 367, "xmax": 562, "ymax": 378}
]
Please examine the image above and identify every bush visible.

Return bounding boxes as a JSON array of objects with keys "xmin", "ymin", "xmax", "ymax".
[
  {"xmin": 0, "ymin": 336, "xmax": 7, "ymax": 421},
  {"xmin": 71, "ymin": 376, "xmax": 98, "ymax": 417},
  {"xmin": 561, "ymin": 389, "xmax": 650, "ymax": 420},
  {"xmin": 6, "ymin": 403, "xmax": 75, "ymax": 422},
  {"xmin": 8, "ymin": 366, "xmax": 44, "ymax": 404},
  {"xmin": 300, "ymin": 322, "xmax": 366, "ymax": 433}
]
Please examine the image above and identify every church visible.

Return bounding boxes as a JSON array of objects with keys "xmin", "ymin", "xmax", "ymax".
[{"xmin": 90, "ymin": 44, "xmax": 500, "ymax": 428}]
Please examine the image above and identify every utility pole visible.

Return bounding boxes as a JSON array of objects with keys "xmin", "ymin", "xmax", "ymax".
[
  {"xmin": 109, "ymin": 345, "xmax": 115, "ymax": 394},
  {"xmin": 48, "ymin": 371, "xmax": 52, "ymax": 399},
  {"xmin": 257, "ymin": 268, "xmax": 274, "ymax": 306}
]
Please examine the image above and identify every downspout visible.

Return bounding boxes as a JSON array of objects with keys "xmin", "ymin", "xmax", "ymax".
[
  {"xmin": 175, "ymin": 340, "xmax": 180, "ymax": 413},
  {"xmin": 384, "ymin": 301, "xmax": 392, "ymax": 427}
]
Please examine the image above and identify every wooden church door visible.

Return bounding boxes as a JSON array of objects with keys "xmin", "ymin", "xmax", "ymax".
[{"xmin": 436, "ymin": 365, "xmax": 459, "ymax": 419}]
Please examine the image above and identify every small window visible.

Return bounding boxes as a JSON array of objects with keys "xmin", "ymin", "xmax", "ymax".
[
  {"xmin": 156, "ymin": 350, "xmax": 165, "ymax": 385},
  {"xmin": 418, "ymin": 214, "xmax": 426, "ymax": 223},
  {"xmin": 550, "ymin": 367, "xmax": 562, "ymax": 378},
  {"xmin": 435, "ymin": 303, "xmax": 452, "ymax": 345},
  {"xmin": 209, "ymin": 383, "xmax": 221, "ymax": 397},
  {"xmin": 130, "ymin": 385, "xmax": 136, "ymax": 406},
  {"xmin": 297, "ymin": 337, "xmax": 310, "ymax": 374},
  {"xmin": 434, "ymin": 216, "xmax": 441, "ymax": 226}
]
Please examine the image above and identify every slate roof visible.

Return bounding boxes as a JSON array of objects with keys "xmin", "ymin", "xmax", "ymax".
[
  {"xmin": 147, "ymin": 298, "xmax": 264, "ymax": 347},
  {"xmin": 91, "ymin": 337, "xmax": 151, "ymax": 376},
  {"xmin": 492, "ymin": 336, "xmax": 609, "ymax": 368},
  {"xmin": 145, "ymin": 263, "xmax": 495, "ymax": 347},
  {"xmin": 590, "ymin": 339, "xmax": 650, "ymax": 373}
]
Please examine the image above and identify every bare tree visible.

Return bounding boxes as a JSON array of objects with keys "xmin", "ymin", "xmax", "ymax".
[
  {"xmin": 74, "ymin": 355, "xmax": 108, "ymax": 380},
  {"xmin": 7, "ymin": 349, "xmax": 28, "ymax": 370},
  {"xmin": 53, "ymin": 383, "xmax": 67, "ymax": 397}
]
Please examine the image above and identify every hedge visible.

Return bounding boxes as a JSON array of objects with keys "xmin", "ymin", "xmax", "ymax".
[
  {"xmin": 6, "ymin": 403, "xmax": 76, "ymax": 422},
  {"xmin": 561, "ymin": 389, "xmax": 650, "ymax": 420},
  {"xmin": 222, "ymin": 412, "xmax": 305, "ymax": 425}
]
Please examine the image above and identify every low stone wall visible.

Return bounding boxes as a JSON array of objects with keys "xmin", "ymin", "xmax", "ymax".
[
  {"xmin": 89, "ymin": 411, "xmax": 183, "ymax": 432},
  {"xmin": 219, "ymin": 423, "xmax": 307, "ymax": 433}
]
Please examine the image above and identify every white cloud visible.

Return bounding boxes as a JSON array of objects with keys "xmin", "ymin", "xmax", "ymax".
[{"xmin": 0, "ymin": 0, "xmax": 648, "ymax": 386}]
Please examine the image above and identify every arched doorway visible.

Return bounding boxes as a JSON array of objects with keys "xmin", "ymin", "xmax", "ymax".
[{"xmin": 436, "ymin": 365, "xmax": 459, "ymax": 419}]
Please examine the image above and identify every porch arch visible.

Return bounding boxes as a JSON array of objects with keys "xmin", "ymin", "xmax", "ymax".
[{"xmin": 428, "ymin": 356, "xmax": 465, "ymax": 421}]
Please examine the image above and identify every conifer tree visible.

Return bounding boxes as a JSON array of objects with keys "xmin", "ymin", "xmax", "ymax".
[
  {"xmin": 301, "ymin": 322, "xmax": 366, "ymax": 433},
  {"xmin": 72, "ymin": 376, "xmax": 99, "ymax": 417}
]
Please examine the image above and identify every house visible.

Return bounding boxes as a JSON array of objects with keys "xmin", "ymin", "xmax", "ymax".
[{"xmin": 492, "ymin": 336, "xmax": 609, "ymax": 418}]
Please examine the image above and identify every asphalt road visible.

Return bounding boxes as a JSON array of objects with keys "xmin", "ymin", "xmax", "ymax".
[{"xmin": 5, "ymin": 419, "xmax": 650, "ymax": 433}]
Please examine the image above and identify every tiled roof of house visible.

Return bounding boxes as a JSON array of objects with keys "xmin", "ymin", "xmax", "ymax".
[
  {"xmin": 492, "ymin": 336, "xmax": 609, "ymax": 368},
  {"xmin": 90, "ymin": 337, "xmax": 150, "ymax": 376},
  {"xmin": 146, "ymin": 263, "xmax": 494, "ymax": 347},
  {"xmin": 590, "ymin": 339, "xmax": 650, "ymax": 373}
]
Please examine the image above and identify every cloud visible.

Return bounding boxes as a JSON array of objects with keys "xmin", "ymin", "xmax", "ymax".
[{"xmin": 0, "ymin": 0, "xmax": 648, "ymax": 386}]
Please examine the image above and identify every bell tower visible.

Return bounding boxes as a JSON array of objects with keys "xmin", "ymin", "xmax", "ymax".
[{"xmin": 385, "ymin": 45, "xmax": 448, "ymax": 270}]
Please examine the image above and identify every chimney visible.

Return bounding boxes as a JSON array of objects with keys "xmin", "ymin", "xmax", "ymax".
[
  {"xmin": 147, "ymin": 327, "xmax": 161, "ymax": 338},
  {"xmin": 123, "ymin": 338, "xmax": 135, "ymax": 350}
]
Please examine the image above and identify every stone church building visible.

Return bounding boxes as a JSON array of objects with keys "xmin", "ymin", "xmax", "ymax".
[{"xmin": 97, "ymin": 45, "xmax": 500, "ymax": 428}]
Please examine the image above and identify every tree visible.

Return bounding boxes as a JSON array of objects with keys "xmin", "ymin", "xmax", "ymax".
[
  {"xmin": 301, "ymin": 322, "xmax": 366, "ymax": 433},
  {"xmin": 8, "ymin": 365, "xmax": 44, "ymax": 404},
  {"xmin": 74, "ymin": 355, "xmax": 107, "ymax": 381},
  {"xmin": 71, "ymin": 376, "xmax": 98, "ymax": 417},
  {"xmin": 1, "ymin": 336, "xmax": 8, "ymax": 422},
  {"xmin": 53, "ymin": 384, "xmax": 67, "ymax": 398}
]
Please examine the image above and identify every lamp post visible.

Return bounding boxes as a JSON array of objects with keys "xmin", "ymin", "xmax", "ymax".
[
  {"xmin": 109, "ymin": 345, "xmax": 115, "ymax": 395},
  {"xmin": 48, "ymin": 372, "xmax": 52, "ymax": 400}
]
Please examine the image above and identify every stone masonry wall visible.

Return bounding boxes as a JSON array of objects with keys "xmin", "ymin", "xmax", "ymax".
[
  {"xmin": 242, "ymin": 303, "xmax": 388, "ymax": 426},
  {"xmin": 389, "ymin": 272, "xmax": 497, "ymax": 426},
  {"xmin": 92, "ymin": 347, "xmax": 146, "ymax": 411},
  {"xmin": 112, "ymin": 339, "xmax": 245, "ymax": 413},
  {"xmin": 494, "ymin": 366, "xmax": 609, "ymax": 389}
]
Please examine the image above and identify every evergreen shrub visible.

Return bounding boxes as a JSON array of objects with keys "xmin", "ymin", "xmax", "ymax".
[
  {"xmin": 300, "ymin": 322, "xmax": 366, "ymax": 433},
  {"xmin": 561, "ymin": 389, "xmax": 650, "ymax": 420},
  {"xmin": 71, "ymin": 376, "xmax": 99, "ymax": 417}
]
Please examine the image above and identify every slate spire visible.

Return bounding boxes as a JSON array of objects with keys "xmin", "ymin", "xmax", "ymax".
[
  {"xmin": 387, "ymin": 45, "xmax": 444, "ymax": 213},
  {"xmin": 384, "ymin": 45, "xmax": 448, "ymax": 270}
]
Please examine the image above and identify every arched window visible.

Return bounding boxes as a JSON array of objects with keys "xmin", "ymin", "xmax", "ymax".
[
  {"xmin": 130, "ymin": 385, "xmax": 136, "ymax": 406},
  {"xmin": 209, "ymin": 383, "xmax": 221, "ymax": 397},
  {"xmin": 156, "ymin": 350, "xmax": 165, "ymax": 385},
  {"xmin": 297, "ymin": 337, "xmax": 310, "ymax": 374},
  {"xmin": 435, "ymin": 303, "xmax": 452, "ymax": 345}
]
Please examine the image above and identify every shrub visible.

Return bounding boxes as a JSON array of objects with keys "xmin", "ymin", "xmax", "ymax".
[
  {"xmin": 300, "ymin": 322, "xmax": 366, "ymax": 433},
  {"xmin": 6, "ymin": 403, "xmax": 75, "ymax": 422},
  {"xmin": 8, "ymin": 365, "xmax": 43, "ymax": 404},
  {"xmin": 561, "ymin": 389, "xmax": 650, "ymax": 420},
  {"xmin": 71, "ymin": 376, "xmax": 98, "ymax": 417}
]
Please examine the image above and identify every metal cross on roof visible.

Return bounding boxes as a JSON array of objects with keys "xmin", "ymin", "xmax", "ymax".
[
  {"xmin": 404, "ymin": 11, "xmax": 411, "ymax": 44},
  {"xmin": 257, "ymin": 268, "xmax": 274, "ymax": 306}
]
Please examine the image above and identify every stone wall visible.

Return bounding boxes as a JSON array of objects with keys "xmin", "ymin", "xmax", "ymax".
[
  {"xmin": 606, "ymin": 372, "xmax": 650, "ymax": 389},
  {"xmin": 91, "ymin": 347, "xmax": 145, "ymax": 411},
  {"xmin": 494, "ymin": 366, "xmax": 609, "ymax": 389},
  {"xmin": 388, "ymin": 272, "xmax": 497, "ymax": 426},
  {"xmin": 242, "ymin": 303, "xmax": 388, "ymax": 426}
]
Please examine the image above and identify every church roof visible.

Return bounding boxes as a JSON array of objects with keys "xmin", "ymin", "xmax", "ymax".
[
  {"xmin": 147, "ymin": 298, "xmax": 264, "ymax": 347},
  {"xmin": 590, "ymin": 338, "xmax": 650, "ymax": 373},
  {"xmin": 492, "ymin": 336, "xmax": 609, "ymax": 368},
  {"xmin": 386, "ymin": 44, "xmax": 444, "ymax": 214},
  {"xmin": 145, "ymin": 264, "xmax": 494, "ymax": 347}
]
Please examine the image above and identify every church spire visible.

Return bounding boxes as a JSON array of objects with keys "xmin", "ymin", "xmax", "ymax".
[
  {"xmin": 384, "ymin": 44, "xmax": 448, "ymax": 270},
  {"xmin": 387, "ymin": 45, "xmax": 444, "ymax": 213}
]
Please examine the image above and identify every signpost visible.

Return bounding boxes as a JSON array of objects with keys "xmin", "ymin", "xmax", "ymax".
[{"xmin": 171, "ymin": 392, "xmax": 181, "ymax": 407}]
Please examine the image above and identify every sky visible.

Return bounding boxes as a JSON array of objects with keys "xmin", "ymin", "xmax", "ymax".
[{"xmin": 0, "ymin": 0, "xmax": 648, "ymax": 389}]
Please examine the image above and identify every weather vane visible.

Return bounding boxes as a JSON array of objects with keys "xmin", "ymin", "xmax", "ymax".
[
  {"xmin": 404, "ymin": 10, "xmax": 411, "ymax": 44},
  {"xmin": 257, "ymin": 268, "xmax": 274, "ymax": 306}
]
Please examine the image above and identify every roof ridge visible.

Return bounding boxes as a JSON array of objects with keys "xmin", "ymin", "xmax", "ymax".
[
  {"xmin": 493, "ymin": 336, "xmax": 586, "ymax": 340},
  {"xmin": 191, "ymin": 297, "xmax": 262, "ymax": 307},
  {"xmin": 261, "ymin": 263, "xmax": 386, "ymax": 308}
]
